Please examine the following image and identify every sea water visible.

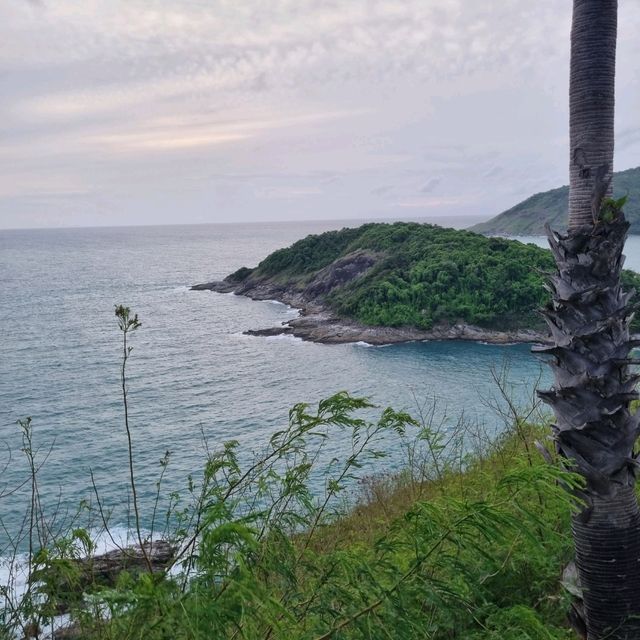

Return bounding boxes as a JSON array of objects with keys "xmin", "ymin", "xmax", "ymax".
[{"xmin": 1, "ymin": 220, "xmax": 638, "ymax": 550}]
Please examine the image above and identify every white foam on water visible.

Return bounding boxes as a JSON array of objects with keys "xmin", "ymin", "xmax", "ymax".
[
  {"xmin": 0, "ymin": 525, "xmax": 173, "ymax": 638},
  {"xmin": 263, "ymin": 299, "xmax": 287, "ymax": 306},
  {"xmin": 262, "ymin": 300, "xmax": 300, "ymax": 316},
  {"xmin": 264, "ymin": 334, "xmax": 305, "ymax": 343},
  {"xmin": 0, "ymin": 551, "xmax": 29, "ymax": 606},
  {"xmin": 354, "ymin": 341, "xmax": 374, "ymax": 347}
]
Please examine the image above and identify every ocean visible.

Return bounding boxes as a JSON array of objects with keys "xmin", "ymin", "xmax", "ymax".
[{"xmin": 1, "ymin": 219, "xmax": 639, "ymax": 550}]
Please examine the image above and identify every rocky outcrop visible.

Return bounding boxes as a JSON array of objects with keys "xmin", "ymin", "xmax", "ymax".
[
  {"xmin": 246, "ymin": 309, "xmax": 547, "ymax": 345},
  {"xmin": 43, "ymin": 541, "xmax": 175, "ymax": 637},
  {"xmin": 192, "ymin": 278, "xmax": 549, "ymax": 346},
  {"xmin": 192, "ymin": 249, "xmax": 378, "ymax": 313},
  {"xmin": 191, "ymin": 281, "xmax": 235, "ymax": 292},
  {"xmin": 75, "ymin": 540, "xmax": 175, "ymax": 586},
  {"xmin": 303, "ymin": 250, "xmax": 379, "ymax": 298}
]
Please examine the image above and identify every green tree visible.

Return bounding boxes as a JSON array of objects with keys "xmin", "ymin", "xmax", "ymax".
[{"xmin": 537, "ymin": 1, "xmax": 640, "ymax": 637}]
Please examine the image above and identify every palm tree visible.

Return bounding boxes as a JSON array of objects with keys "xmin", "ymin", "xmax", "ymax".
[{"xmin": 537, "ymin": 1, "xmax": 640, "ymax": 637}]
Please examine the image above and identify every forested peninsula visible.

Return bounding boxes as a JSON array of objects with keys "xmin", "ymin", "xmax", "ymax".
[
  {"xmin": 470, "ymin": 166, "xmax": 640, "ymax": 235},
  {"xmin": 193, "ymin": 222, "xmax": 640, "ymax": 345}
]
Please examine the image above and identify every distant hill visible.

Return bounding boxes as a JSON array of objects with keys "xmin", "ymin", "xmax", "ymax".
[{"xmin": 470, "ymin": 166, "xmax": 640, "ymax": 235}]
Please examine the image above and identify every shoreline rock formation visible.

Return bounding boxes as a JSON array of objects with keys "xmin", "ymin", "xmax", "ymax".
[{"xmin": 191, "ymin": 278, "xmax": 549, "ymax": 346}]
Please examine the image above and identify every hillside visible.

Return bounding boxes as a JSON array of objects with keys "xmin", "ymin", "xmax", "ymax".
[
  {"xmin": 193, "ymin": 222, "xmax": 640, "ymax": 342},
  {"xmin": 470, "ymin": 166, "xmax": 640, "ymax": 235}
]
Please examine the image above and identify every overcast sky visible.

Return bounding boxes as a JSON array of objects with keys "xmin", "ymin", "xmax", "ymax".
[{"xmin": 1, "ymin": 1, "xmax": 640, "ymax": 229}]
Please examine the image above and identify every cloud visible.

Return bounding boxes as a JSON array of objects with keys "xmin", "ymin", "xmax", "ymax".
[
  {"xmin": 420, "ymin": 178, "xmax": 441, "ymax": 194},
  {"xmin": 395, "ymin": 196, "xmax": 471, "ymax": 209},
  {"xmin": 616, "ymin": 127, "xmax": 640, "ymax": 153},
  {"xmin": 371, "ymin": 185, "xmax": 394, "ymax": 196},
  {"xmin": 483, "ymin": 166, "xmax": 503, "ymax": 179},
  {"xmin": 0, "ymin": 109, "xmax": 367, "ymax": 167},
  {"xmin": 1, "ymin": 0, "xmax": 639, "ymax": 228},
  {"xmin": 259, "ymin": 186, "xmax": 324, "ymax": 199}
]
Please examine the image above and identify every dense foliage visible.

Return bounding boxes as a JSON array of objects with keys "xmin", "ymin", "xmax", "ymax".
[
  {"xmin": 250, "ymin": 226, "xmax": 366, "ymax": 278},
  {"xmin": 244, "ymin": 222, "xmax": 640, "ymax": 331},
  {"xmin": 470, "ymin": 165, "xmax": 640, "ymax": 235}
]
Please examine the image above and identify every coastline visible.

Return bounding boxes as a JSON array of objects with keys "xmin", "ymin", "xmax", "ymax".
[{"xmin": 191, "ymin": 279, "xmax": 550, "ymax": 346}]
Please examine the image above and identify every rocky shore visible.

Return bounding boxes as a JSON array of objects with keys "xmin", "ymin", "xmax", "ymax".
[{"xmin": 191, "ymin": 278, "xmax": 549, "ymax": 346}]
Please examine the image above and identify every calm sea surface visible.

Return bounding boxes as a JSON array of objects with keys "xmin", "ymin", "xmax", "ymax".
[{"xmin": 1, "ymin": 220, "xmax": 639, "ymax": 548}]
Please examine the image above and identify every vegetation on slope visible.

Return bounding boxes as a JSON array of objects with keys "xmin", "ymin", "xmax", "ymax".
[
  {"xmin": 0, "ymin": 309, "xmax": 583, "ymax": 639},
  {"xmin": 2, "ymin": 389, "xmax": 581, "ymax": 640},
  {"xmin": 232, "ymin": 221, "xmax": 640, "ymax": 332},
  {"xmin": 470, "ymin": 166, "xmax": 640, "ymax": 235}
]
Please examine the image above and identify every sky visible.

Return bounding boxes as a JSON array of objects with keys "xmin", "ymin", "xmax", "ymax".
[{"xmin": 1, "ymin": 1, "xmax": 640, "ymax": 230}]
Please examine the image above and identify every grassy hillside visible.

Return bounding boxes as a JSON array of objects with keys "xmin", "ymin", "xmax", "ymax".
[
  {"xmin": 470, "ymin": 166, "xmax": 640, "ymax": 235},
  {"xmin": 11, "ymin": 390, "xmax": 580, "ymax": 640},
  {"xmin": 232, "ymin": 221, "xmax": 640, "ymax": 332}
]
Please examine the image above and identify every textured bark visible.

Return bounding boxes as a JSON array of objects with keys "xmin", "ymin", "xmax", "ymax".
[
  {"xmin": 536, "ymin": 216, "xmax": 640, "ymax": 638},
  {"xmin": 569, "ymin": 0, "xmax": 617, "ymax": 229},
  {"xmin": 572, "ymin": 488, "xmax": 640, "ymax": 639}
]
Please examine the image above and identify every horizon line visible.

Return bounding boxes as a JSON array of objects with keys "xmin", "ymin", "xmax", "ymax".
[{"xmin": 0, "ymin": 212, "xmax": 490, "ymax": 233}]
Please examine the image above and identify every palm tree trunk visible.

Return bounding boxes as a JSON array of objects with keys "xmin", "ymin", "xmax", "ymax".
[
  {"xmin": 569, "ymin": 0, "xmax": 616, "ymax": 229},
  {"xmin": 539, "ymin": 217, "xmax": 640, "ymax": 639},
  {"xmin": 572, "ymin": 488, "xmax": 640, "ymax": 639},
  {"xmin": 537, "ymin": 2, "xmax": 640, "ymax": 637}
]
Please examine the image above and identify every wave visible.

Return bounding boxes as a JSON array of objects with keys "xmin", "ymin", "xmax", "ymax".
[
  {"xmin": 265, "ymin": 334, "xmax": 305, "ymax": 343},
  {"xmin": 262, "ymin": 299, "xmax": 287, "ymax": 306},
  {"xmin": 262, "ymin": 300, "xmax": 300, "ymax": 316},
  {"xmin": 0, "ymin": 525, "xmax": 170, "ymax": 637}
]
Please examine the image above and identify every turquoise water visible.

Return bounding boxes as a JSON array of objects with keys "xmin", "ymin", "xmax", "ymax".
[{"xmin": 3, "ymin": 221, "xmax": 634, "ymax": 548}]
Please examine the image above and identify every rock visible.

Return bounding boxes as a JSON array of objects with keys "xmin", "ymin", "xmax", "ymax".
[
  {"xmin": 39, "ymin": 541, "xmax": 175, "ymax": 622},
  {"xmin": 303, "ymin": 250, "xmax": 378, "ymax": 298},
  {"xmin": 244, "ymin": 327, "xmax": 293, "ymax": 338},
  {"xmin": 190, "ymin": 280, "xmax": 235, "ymax": 292},
  {"xmin": 278, "ymin": 313, "xmax": 549, "ymax": 346},
  {"xmin": 74, "ymin": 540, "xmax": 175, "ymax": 587}
]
